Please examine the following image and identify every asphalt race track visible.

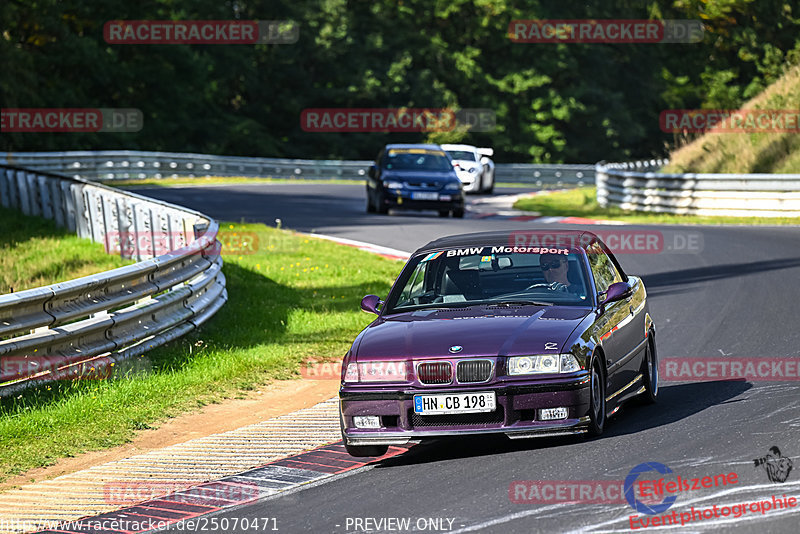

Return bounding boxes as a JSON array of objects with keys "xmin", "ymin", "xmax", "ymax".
[{"xmin": 140, "ymin": 183, "xmax": 800, "ymax": 533}]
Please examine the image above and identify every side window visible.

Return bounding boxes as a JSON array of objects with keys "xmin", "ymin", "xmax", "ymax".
[{"xmin": 586, "ymin": 242, "xmax": 622, "ymax": 294}]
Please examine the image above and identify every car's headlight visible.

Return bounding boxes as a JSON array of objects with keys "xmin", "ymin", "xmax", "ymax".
[
  {"xmin": 444, "ymin": 182, "xmax": 462, "ymax": 191},
  {"xmin": 467, "ymin": 167, "xmax": 478, "ymax": 173},
  {"xmin": 383, "ymin": 180, "xmax": 404, "ymax": 189},
  {"xmin": 508, "ymin": 354, "xmax": 581, "ymax": 375},
  {"xmin": 343, "ymin": 361, "xmax": 408, "ymax": 383}
]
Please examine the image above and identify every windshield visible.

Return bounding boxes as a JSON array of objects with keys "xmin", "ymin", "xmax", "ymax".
[
  {"xmin": 446, "ymin": 150, "xmax": 477, "ymax": 162},
  {"xmin": 381, "ymin": 148, "xmax": 453, "ymax": 171},
  {"xmin": 384, "ymin": 247, "xmax": 590, "ymax": 313}
]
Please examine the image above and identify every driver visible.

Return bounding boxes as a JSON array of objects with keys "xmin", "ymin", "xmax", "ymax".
[{"xmin": 540, "ymin": 253, "xmax": 579, "ymax": 293}]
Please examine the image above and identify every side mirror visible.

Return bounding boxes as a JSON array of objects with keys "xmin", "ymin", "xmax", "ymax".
[
  {"xmin": 368, "ymin": 165, "xmax": 376, "ymax": 179},
  {"xmin": 360, "ymin": 294, "xmax": 382, "ymax": 314},
  {"xmin": 479, "ymin": 156, "xmax": 491, "ymax": 166},
  {"xmin": 603, "ymin": 282, "xmax": 632, "ymax": 305}
]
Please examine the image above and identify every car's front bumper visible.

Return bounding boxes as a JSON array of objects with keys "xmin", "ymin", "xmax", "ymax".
[
  {"xmin": 383, "ymin": 189, "xmax": 464, "ymax": 211},
  {"xmin": 340, "ymin": 374, "xmax": 591, "ymax": 446}
]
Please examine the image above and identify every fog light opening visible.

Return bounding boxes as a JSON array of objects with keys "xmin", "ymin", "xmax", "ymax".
[{"xmin": 353, "ymin": 416, "xmax": 381, "ymax": 428}]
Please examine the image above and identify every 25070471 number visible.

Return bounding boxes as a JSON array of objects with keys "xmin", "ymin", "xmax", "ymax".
[{"xmin": 172, "ymin": 517, "xmax": 278, "ymax": 531}]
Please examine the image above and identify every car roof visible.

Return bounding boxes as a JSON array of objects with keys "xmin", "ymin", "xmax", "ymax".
[
  {"xmin": 384, "ymin": 143, "xmax": 444, "ymax": 150},
  {"xmin": 440, "ymin": 144, "xmax": 476, "ymax": 151},
  {"xmin": 415, "ymin": 229, "xmax": 601, "ymax": 255}
]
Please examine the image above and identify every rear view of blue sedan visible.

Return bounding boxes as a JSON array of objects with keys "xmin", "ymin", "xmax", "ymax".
[{"xmin": 366, "ymin": 144, "xmax": 466, "ymax": 218}]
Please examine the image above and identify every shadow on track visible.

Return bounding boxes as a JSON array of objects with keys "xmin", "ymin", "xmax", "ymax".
[
  {"xmin": 371, "ymin": 381, "xmax": 750, "ymax": 468},
  {"xmin": 642, "ymin": 257, "xmax": 800, "ymax": 288}
]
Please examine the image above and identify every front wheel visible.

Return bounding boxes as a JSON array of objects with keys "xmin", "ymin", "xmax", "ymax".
[
  {"xmin": 375, "ymin": 191, "xmax": 388, "ymax": 214},
  {"xmin": 587, "ymin": 358, "xmax": 606, "ymax": 436},
  {"xmin": 452, "ymin": 208, "xmax": 465, "ymax": 218},
  {"xmin": 366, "ymin": 188, "xmax": 376, "ymax": 213},
  {"xmin": 638, "ymin": 339, "xmax": 658, "ymax": 404},
  {"xmin": 345, "ymin": 444, "xmax": 389, "ymax": 457}
]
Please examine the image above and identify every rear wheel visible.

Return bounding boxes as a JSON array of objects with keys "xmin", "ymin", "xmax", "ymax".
[
  {"xmin": 452, "ymin": 208, "xmax": 465, "ymax": 218},
  {"xmin": 638, "ymin": 339, "xmax": 658, "ymax": 404},
  {"xmin": 587, "ymin": 358, "xmax": 606, "ymax": 436},
  {"xmin": 438, "ymin": 210, "xmax": 450, "ymax": 217},
  {"xmin": 345, "ymin": 444, "xmax": 389, "ymax": 457}
]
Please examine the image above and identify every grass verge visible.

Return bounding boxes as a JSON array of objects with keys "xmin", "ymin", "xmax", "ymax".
[
  {"xmin": 0, "ymin": 206, "xmax": 131, "ymax": 293},
  {"xmin": 664, "ymin": 64, "xmax": 800, "ymax": 174},
  {"xmin": 0, "ymin": 223, "xmax": 401, "ymax": 482},
  {"xmin": 513, "ymin": 187, "xmax": 800, "ymax": 225}
]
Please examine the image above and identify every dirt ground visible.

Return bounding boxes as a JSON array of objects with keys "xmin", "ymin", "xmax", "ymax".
[{"xmin": 0, "ymin": 378, "xmax": 339, "ymax": 492}]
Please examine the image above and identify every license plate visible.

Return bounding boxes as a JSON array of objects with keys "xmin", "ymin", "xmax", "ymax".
[
  {"xmin": 414, "ymin": 392, "xmax": 496, "ymax": 415},
  {"xmin": 411, "ymin": 192, "xmax": 439, "ymax": 201}
]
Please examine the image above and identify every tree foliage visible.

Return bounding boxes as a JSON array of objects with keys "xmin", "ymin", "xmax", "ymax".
[{"xmin": 1, "ymin": 0, "xmax": 798, "ymax": 162}]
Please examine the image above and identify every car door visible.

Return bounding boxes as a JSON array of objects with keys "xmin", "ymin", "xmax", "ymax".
[{"xmin": 586, "ymin": 241, "xmax": 639, "ymax": 397}]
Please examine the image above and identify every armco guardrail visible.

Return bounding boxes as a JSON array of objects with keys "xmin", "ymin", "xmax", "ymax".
[
  {"xmin": 3, "ymin": 151, "xmax": 595, "ymax": 187},
  {"xmin": 596, "ymin": 159, "xmax": 800, "ymax": 217},
  {"xmin": 0, "ymin": 163, "xmax": 227, "ymax": 396}
]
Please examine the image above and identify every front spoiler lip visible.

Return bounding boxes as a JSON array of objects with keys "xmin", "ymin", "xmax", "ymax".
[
  {"xmin": 339, "ymin": 372, "xmax": 590, "ymax": 400},
  {"xmin": 343, "ymin": 417, "xmax": 590, "ymax": 446}
]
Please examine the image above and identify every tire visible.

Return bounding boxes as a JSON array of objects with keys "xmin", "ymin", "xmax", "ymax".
[
  {"xmin": 345, "ymin": 444, "xmax": 389, "ymax": 457},
  {"xmin": 587, "ymin": 358, "xmax": 606, "ymax": 436},
  {"xmin": 452, "ymin": 208, "xmax": 465, "ymax": 218},
  {"xmin": 366, "ymin": 188, "xmax": 376, "ymax": 213},
  {"xmin": 439, "ymin": 210, "xmax": 450, "ymax": 217},
  {"xmin": 485, "ymin": 170, "xmax": 494, "ymax": 194},
  {"xmin": 376, "ymin": 191, "xmax": 388, "ymax": 214},
  {"xmin": 638, "ymin": 338, "xmax": 658, "ymax": 404}
]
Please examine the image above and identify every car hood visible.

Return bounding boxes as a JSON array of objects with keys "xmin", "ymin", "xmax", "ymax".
[
  {"xmin": 381, "ymin": 169, "xmax": 458, "ymax": 183},
  {"xmin": 356, "ymin": 306, "xmax": 591, "ymax": 360}
]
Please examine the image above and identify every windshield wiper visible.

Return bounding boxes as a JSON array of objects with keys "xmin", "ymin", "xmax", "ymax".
[{"xmin": 486, "ymin": 299, "xmax": 553, "ymax": 307}]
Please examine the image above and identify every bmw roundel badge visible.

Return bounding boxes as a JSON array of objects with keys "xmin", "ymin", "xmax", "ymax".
[{"xmin": 449, "ymin": 345, "xmax": 463, "ymax": 353}]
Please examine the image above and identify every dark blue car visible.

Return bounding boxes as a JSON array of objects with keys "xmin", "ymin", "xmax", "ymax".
[{"xmin": 366, "ymin": 144, "xmax": 465, "ymax": 218}]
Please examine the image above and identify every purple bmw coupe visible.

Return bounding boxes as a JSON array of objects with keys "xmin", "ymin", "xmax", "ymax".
[{"xmin": 339, "ymin": 230, "xmax": 657, "ymax": 457}]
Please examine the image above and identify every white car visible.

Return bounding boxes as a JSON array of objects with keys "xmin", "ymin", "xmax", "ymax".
[{"xmin": 441, "ymin": 144, "xmax": 495, "ymax": 194}]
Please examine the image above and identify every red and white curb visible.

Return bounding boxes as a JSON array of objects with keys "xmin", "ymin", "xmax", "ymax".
[
  {"xmin": 308, "ymin": 234, "xmax": 411, "ymax": 260},
  {"xmin": 467, "ymin": 192, "xmax": 624, "ymax": 224},
  {"xmin": 33, "ymin": 437, "xmax": 411, "ymax": 534}
]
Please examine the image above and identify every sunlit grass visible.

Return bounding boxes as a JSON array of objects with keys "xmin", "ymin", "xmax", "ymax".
[{"xmin": 0, "ymin": 206, "xmax": 131, "ymax": 293}]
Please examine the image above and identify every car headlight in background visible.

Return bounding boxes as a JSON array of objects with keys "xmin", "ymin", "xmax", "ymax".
[
  {"xmin": 444, "ymin": 182, "xmax": 462, "ymax": 190},
  {"xmin": 344, "ymin": 361, "xmax": 408, "ymax": 383},
  {"xmin": 382, "ymin": 180, "xmax": 404, "ymax": 189},
  {"xmin": 467, "ymin": 167, "xmax": 478, "ymax": 173},
  {"xmin": 507, "ymin": 354, "xmax": 582, "ymax": 375}
]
